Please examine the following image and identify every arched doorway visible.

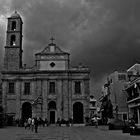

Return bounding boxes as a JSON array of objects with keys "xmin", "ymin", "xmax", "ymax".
[
  {"xmin": 73, "ymin": 102, "xmax": 84, "ymax": 124},
  {"xmin": 22, "ymin": 102, "xmax": 32, "ymax": 123},
  {"xmin": 48, "ymin": 101, "xmax": 56, "ymax": 124}
]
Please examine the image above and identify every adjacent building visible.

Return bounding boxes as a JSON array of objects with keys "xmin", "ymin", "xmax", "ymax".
[
  {"xmin": 1, "ymin": 11, "xmax": 90, "ymax": 125},
  {"xmin": 108, "ymin": 71, "xmax": 128, "ymax": 120},
  {"xmin": 124, "ymin": 63, "xmax": 140, "ymax": 124},
  {"xmin": 100, "ymin": 64, "xmax": 140, "ymax": 124},
  {"xmin": 100, "ymin": 71, "xmax": 128, "ymax": 122}
]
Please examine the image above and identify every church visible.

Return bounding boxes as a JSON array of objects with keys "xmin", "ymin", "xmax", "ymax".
[{"xmin": 1, "ymin": 11, "xmax": 90, "ymax": 125}]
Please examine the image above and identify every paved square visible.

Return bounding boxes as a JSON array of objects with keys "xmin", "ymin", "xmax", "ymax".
[{"xmin": 0, "ymin": 125, "xmax": 140, "ymax": 140}]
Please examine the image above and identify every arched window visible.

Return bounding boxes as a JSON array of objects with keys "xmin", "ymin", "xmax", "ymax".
[
  {"xmin": 10, "ymin": 35, "xmax": 16, "ymax": 46},
  {"xmin": 48, "ymin": 101, "xmax": 56, "ymax": 110},
  {"xmin": 11, "ymin": 21, "xmax": 16, "ymax": 31}
]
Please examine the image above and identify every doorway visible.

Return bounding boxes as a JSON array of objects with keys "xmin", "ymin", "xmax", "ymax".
[
  {"xmin": 48, "ymin": 101, "xmax": 56, "ymax": 124},
  {"xmin": 50, "ymin": 111, "xmax": 55, "ymax": 124},
  {"xmin": 73, "ymin": 102, "xmax": 84, "ymax": 123},
  {"xmin": 22, "ymin": 102, "xmax": 32, "ymax": 123}
]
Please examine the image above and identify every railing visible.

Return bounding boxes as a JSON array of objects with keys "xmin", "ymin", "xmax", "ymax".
[
  {"xmin": 127, "ymin": 92, "xmax": 139, "ymax": 101},
  {"xmin": 127, "ymin": 95, "xmax": 140, "ymax": 103}
]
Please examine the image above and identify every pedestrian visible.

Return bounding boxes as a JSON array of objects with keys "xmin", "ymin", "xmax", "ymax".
[
  {"xmin": 42, "ymin": 118, "xmax": 45, "ymax": 127},
  {"xmin": 45, "ymin": 118, "xmax": 49, "ymax": 126},
  {"xmin": 28, "ymin": 117, "xmax": 32, "ymax": 129},
  {"xmin": 31, "ymin": 118, "xmax": 35, "ymax": 131},
  {"xmin": 15, "ymin": 118, "xmax": 19, "ymax": 127},
  {"xmin": 94, "ymin": 116, "xmax": 98, "ymax": 128},
  {"xmin": 69, "ymin": 118, "xmax": 72, "ymax": 127},
  {"xmin": 24, "ymin": 119, "xmax": 28, "ymax": 129},
  {"xmin": 34, "ymin": 117, "xmax": 39, "ymax": 133},
  {"xmin": 56, "ymin": 118, "xmax": 61, "ymax": 126}
]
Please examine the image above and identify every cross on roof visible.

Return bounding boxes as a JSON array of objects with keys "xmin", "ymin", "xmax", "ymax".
[{"xmin": 50, "ymin": 37, "xmax": 55, "ymax": 44}]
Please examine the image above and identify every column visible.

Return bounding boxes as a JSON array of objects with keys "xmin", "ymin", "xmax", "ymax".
[
  {"xmin": 63, "ymin": 80, "xmax": 68, "ymax": 120},
  {"xmin": 2, "ymin": 81, "xmax": 7, "ymax": 117},
  {"xmin": 42, "ymin": 80, "xmax": 48, "ymax": 119},
  {"xmin": 137, "ymin": 108, "xmax": 140, "ymax": 124},
  {"xmin": 57, "ymin": 80, "xmax": 62, "ymax": 119},
  {"xmin": 32, "ymin": 80, "xmax": 36, "ymax": 118},
  {"xmin": 35, "ymin": 80, "xmax": 41, "ymax": 117},
  {"xmin": 69, "ymin": 80, "xmax": 72, "ymax": 118},
  {"xmin": 16, "ymin": 81, "xmax": 21, "ymax": 119}
]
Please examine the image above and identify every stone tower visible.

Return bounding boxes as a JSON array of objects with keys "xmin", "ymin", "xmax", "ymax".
[{"xmin": 4, "ymin": 11, "xmax": 23, "ymax": 71}]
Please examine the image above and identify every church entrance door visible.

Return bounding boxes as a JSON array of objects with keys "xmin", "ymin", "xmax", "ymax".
[
  {"xmin": 50, "ymin": 111, "xmax": 55, "ymax": 124},
  {"xmin": 73, "ymin": 102, "xmax": 84, "ymax": 124},
  {"xmin": 22, "ymin": 102, "xmax": 32, "ymax": 124},
  {"xmin": 48, "ymin": 101, "xmax": 56, "ymax": 124}
]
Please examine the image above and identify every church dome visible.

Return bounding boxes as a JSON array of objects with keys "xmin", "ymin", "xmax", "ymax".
[{"xmin": 11, "ymin": 11, "xmax": 21, "ymax": 18}]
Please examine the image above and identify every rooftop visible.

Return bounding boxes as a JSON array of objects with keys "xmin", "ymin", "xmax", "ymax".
[{"xmin": 11, "ymin": 11, "xmax": 21, "ymax": 18}]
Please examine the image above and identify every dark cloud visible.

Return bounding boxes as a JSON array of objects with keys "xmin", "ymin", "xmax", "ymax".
[{"xmin": 0, "ymin": 0, "xmax": 140, "ymax": 98}]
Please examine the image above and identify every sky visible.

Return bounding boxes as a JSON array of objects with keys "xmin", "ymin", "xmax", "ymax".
[{"xmin": 0, "ymin": 0, "xmax": 140, "ymax": 100}]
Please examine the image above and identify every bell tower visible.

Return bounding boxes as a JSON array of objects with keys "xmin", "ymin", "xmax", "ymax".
[{"xmin": 4, "ymin": 11, "xmax": 23, "ymax": 71}]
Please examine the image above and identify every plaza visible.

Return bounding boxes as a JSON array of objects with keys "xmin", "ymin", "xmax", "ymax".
[{"xmin": 0, "ymin": 125, "xmax": 140, "ymax": 140}]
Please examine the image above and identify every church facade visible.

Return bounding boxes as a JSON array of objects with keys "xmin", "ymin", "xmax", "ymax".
[{"xmin": 1, "ymin": 12, "xmax": 90, "ymax": 124}]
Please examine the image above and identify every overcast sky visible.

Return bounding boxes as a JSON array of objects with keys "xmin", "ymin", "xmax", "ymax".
[{"xmin": 0, "ymin": 0, "xmax": 140, "ymax": 99}]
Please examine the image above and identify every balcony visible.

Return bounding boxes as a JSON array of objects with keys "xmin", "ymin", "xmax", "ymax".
[
  {"xmin": 127, "ymin": 96, "xmax": 140, "ymax": 103},
  {"xmin": 127, "ymin": 92, "xmax": 139, "ymax": 102}
]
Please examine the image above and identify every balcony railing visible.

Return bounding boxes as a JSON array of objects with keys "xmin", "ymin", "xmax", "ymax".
[{"xmin": 127, "ymin": 94, "xmax": 140, "ymax": 103}]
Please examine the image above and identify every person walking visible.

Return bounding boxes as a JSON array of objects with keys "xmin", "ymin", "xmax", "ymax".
[
  {"xmin": 34, "ymin": 117, "xmax": 39, "ymax": 133},
  {"xmin": 56, "ymin": 118, "xmax": 61, "ymax": 126},
  {"xmin": 31, "ymin": 118, "xmax": 35, "ymax": 132},
  {"xmin": 94, "ymin": 116, "xmax": 98, "ymax": 128},
  {"xmin": 24, "ymin": 119, "xmax": 28, "ymax": 129},
  {"xmin": 28, "ymin": 117, "xmax": 32, "ymax": 129}
]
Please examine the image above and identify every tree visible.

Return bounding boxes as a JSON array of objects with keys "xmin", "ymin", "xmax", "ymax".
[{"xmin": 106, "ymin": 99, "xmax": 114, "ymax": 119}]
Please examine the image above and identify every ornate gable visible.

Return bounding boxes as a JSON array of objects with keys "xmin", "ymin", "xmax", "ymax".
[
  {"xmin": 37, "ymin": 43, "xmax": 68, "ymax": 55},
  {"xmin": 35, "ymin": 39, "xmax": 70, "ymax": 71}
]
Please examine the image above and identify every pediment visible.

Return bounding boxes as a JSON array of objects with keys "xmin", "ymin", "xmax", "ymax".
[{"xmin": 36, "ymin": 43, "xmax": 68, "ymax": 56}]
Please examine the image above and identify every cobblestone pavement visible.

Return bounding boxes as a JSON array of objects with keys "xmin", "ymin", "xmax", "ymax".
[{"xmin": 0, "ymin": 125, "xmax": 140, "ymax": 140}]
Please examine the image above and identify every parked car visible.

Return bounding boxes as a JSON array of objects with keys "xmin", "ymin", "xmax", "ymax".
[{"xmin": 108, "ymin": 119, "xmax": 124, "ymax": 130}]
